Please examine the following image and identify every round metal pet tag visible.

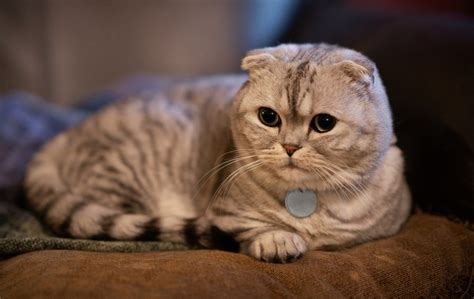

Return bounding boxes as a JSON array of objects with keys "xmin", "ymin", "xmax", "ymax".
[{"xmin": 284, "ymin": 189, "xmax": 318, "ymax": 218}]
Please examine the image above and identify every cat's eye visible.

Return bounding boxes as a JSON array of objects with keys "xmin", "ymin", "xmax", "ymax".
[
  {"xmin": 311, "ymin": 113, "xmax": 337, "ymax": 133},
  {"xmin": 258, "ymin": 107, "xmax": 281, "ymax": 127}
]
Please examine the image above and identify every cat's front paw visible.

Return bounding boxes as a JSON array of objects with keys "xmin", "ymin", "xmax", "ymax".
[{"xmin": 244, "ymin": 230, "xmax": 307, "ymax": 263}]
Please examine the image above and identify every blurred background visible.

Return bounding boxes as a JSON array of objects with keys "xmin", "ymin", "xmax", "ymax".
[
  {"xmin": 0, "ymin": 0, "xmax": 473, "ymax": 219},
  {"xmin": 1, "ymin": 0, "xmax": 299, "ymax": 104},
  {"xmin": 1, "ymin": 0, "xmax": 473, "ymax": 104}
]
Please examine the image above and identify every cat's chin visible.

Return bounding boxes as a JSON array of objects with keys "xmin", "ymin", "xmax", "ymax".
[
  {"xmin": 282, "ymin": 164, "xmax": 307, "ymax": 173},
  {"xmin": 271, "ymin": 164, "xmax": 331, "ymax": 191},
  {"xmin": 278, "ymin": 166, "xmax": 315, "ymax": 184},
  {"xmin": 281, "ymin": 160, "xmax": 313, "ymax": 175}
]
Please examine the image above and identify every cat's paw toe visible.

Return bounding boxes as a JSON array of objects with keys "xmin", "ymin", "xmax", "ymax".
[{"xmin": 246, "ymin": 231, "xmax": 307, "ymax": 263}]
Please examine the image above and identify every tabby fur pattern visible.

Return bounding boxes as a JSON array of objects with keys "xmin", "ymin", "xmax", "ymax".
[{"xmin": 25, "ymin": 44, "xmax": 411, "ymax": 262}]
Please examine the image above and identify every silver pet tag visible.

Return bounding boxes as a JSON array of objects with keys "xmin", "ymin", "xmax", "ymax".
[{"xmin": 285, "ymin": 189, "xmax": 318, "ymax": 218}]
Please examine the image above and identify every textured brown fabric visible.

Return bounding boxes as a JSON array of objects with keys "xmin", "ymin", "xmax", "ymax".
[{"xmin": 0, "ymin": 213, "xmax": 473, "ymax": 298}]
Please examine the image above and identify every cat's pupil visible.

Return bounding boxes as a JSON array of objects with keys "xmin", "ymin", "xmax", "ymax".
[
  {"xmin": 258, "ymin": 107, "xmax": 280, "ymax": 127},
  {"xmin": 312, "ymin": 113, "xmax": 336, "ymax": 133}
]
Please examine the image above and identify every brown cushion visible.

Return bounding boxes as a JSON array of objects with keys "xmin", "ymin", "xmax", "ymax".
[{"xmin": 0, "ymin": 213, "xmax": 473, "ymax": 298}]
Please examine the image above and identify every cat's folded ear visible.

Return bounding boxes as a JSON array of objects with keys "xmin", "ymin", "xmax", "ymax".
[
  {"xmin": 241, "ymin": 44, "xmax": 305, "ymax": 76},
  {"xmin": 336, "ymin": 60, "xmax": 375, "ymax": 87},
  {"xmin": 241, "ymin": 51, "xmax": 277, "ymax": 73}
]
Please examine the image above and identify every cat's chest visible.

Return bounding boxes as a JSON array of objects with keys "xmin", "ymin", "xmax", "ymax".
[
  {"xmin": 245, "ymin": 190, "xmax": 368, "ymax": 239},
  {"xmin": 230, "ymin": 185, "xmax": 324, "ymax": 231}
]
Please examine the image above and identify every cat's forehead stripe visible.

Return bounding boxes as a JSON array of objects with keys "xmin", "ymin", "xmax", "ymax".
[{"xmin": 288, "ymin": 60, "xmax": 311, "ymax": 118}]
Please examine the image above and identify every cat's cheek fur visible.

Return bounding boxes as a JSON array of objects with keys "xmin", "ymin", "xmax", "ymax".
[{"xmin": 242, "ymin": 230, "xmax": 308, "ymax": 263}]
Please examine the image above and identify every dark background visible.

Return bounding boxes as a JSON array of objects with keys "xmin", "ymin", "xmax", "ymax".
[{"xmin": 1, "ymin": 0, "xmax": 473, "ymax": 220}]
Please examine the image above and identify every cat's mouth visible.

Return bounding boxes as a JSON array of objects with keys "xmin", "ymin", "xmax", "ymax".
[
  {"xmin": 283, "ymin": 159, "xmax": 306, "ymax": 171},
  {"xmin": 278, "ymin": 159, "xmax": 317, "ymax": 183}
]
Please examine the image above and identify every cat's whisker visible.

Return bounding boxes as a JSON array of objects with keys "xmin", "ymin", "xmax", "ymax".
[
  {"xmin": 211, "ymin": 162, "xmax": 265, "ymax": 216},
  {"xmin": 194, "ymin": 153, "xmax": 274, "ymax": 198},
  {"xmin": 194, "ymin": 151, "xmax": 274, "ymax": 194},
  {"xmin": 191, "ymin": 154, "xmax": 262, "ymax": 201},
  {"xmin": 310, "ymin": 166, "xmax": 350, "ymax": 200},
  {"xmin": 206, "ymin": 160, "xmax": 264, "ymax": 214},
  {"xmin": 330, "ymin": 161, "xmax": 368, "ymax": 194},
  {"xmin": 195, "ymin": 155, "xmax": 258, "ymax": 186},
  {"xmin": 209, "ymin": 160, "xmax": 264, "ymax": 209},
  {"xmin": 320, "ymin": 166, "xmax": 356, "ymax": 197},
  {"xmin": 219, "ymin": 160, "xmax": 266, "ymax": 201},
  {"xmin": 313, "ymin": 164, "xmax": 360, "ymax": 199},
  {"xmin": 211, "ymin": 160, "xmax": 260, "ymax": 203},
  {"xmin": 214, "ymin": 148, "xmax": 256, "ymax": 161}
]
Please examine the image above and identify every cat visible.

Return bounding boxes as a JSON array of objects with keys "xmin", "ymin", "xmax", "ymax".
[{"xmin": 25, "ymin": 43, "xmax": 411, "ymax": 263}]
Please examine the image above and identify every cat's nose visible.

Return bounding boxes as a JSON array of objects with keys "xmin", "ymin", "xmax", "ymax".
[{"xmin": 283, "ymin": 144, "xmax": 301, "ymax": 157}]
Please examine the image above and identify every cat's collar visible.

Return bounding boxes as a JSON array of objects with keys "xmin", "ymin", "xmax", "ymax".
[{"xmin": 284, "ymin": 189, "xmax": 318, "ymax": 218}]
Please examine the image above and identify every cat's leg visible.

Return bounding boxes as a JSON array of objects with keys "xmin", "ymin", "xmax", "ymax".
[
  {"xmin": 212, "ymin": 214, "xmax": 308, "ymax": 263},
  {"xmin": 241, "ymin": 230, "xmax": 308, "ymax": 263}
]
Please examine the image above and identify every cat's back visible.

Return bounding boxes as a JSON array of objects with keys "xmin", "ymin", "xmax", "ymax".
[
  {"xmin": 33, "ymin": 74, "xmax": 246, "ymax": 159},
  {"xmin": 93, "ymin": 74, "xmax": 247, "ymax": 128}
]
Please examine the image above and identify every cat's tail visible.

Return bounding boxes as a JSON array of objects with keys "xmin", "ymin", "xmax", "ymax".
[
  {"xmin": 50, "ymin": 207, "xmax": 238, "ymax": 251},
  {"xmin": 27, "ymin": 174, "xmax": 237, "ymax": 250},
  {"xmin": 27, "ymin": 169, "xmax": 238, "ymax": 250}
]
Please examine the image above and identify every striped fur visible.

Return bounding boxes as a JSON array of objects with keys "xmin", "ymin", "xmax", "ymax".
[{"xmin": 26, "ymin": 44, "xmax": 411, "ymax": 263}]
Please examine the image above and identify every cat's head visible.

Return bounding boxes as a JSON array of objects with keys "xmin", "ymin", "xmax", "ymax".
[{"xmin": 231, "ymin": 43, "xmax": 394, "ymax": 192}]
